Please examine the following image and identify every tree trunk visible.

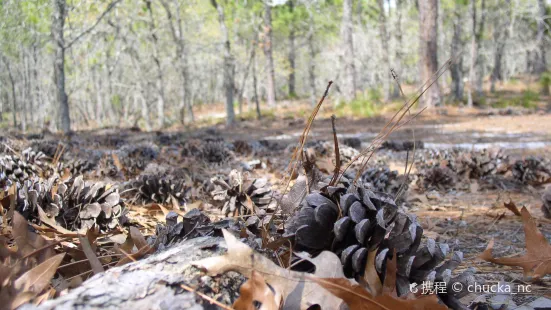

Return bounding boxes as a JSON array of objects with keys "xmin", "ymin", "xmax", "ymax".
[
  {"xmin": 287, "ymin": 0, "xmax": 296, "ymax": 98},
  {"xmin": 490, "ymin": 0, "xmax": 511, "ymax": 93},
  {"xmin": 418, "ymin": 0, "xmax": 441, "ymax": 108},
  {"xmin": 5, "ymin": 60, "xmax": 18, "ymax": 129},
  {"xmin": 264, "ymin": 2, "xmax": 276, "ymax": 107},
  {"xmin": 341, "ymin": 0, "xmax": 357, "ymax": 101},
  {"xmin": 52, "ymin": 0, "xmax": 71, "ymax": 133},
  {"xmin": 467, "ymin": 0, "xmax": 486, "ymax": 106},
  {"xmin": 160, "ymin": 0, "xmax": 194, "ymax": 124},
  {"xmin": 212, "ymin": 0, "xmax": 235, "ymax": 126},
  {"xmin": 252, "ymin": 42, "xmax": 261, "ymax": 120},
  {"xmin": 308, "ymin": 29, "xmax": 317, "ymax": 107},
  {"xmin": 536, "ymin": 0, "xmax": 548, "ymax": 95},
  {"xmin": 144, "ymin": 0, "xmax": 166, "ymax": 129},
  {"xmin": 26, "ymin": 236, "xmax": 242, "ymax": 310},
  {"xmin": 535, "ymin": 0, "xmax": 547, "ymax": 75},
  {"xmin": 377, "ymin": 0, "xmax": 391, "ymax": 102},
  {"xmin": 450, "ymin": 1, "xmax": 464, "ymax": 102},
  {"xmin": 392, "ymin": 0, "xmax": 404, "ymax": 98}
]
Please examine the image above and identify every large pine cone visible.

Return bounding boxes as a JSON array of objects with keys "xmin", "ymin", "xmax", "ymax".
[
  {"xmin": 360, "ymin": 166, "xmax": 407, "ymax": 196},
  {"xmin": 129, "ymin": 173, "xmax": 190, "ymax": 207},
  {"xmin": 16, "ymin": 175, "xmax": 125, "ymax": 232},
  {"xmin": 284, "ymin": 176, "xmax": 469, "ymax": 304},
  {"xmin": 512, "ymin": 156, "xmax": 551, "ymax": 185},
  {"xmin": 418, "ymin": 166, "xmax": 458, "ymax": 191},
  {"xmin": 116, "ymin": 142, "xmax": 160, "ymax": 176},
  {"xmin": 182, "ymin": 139, "xmax": 233, "ymax": 165},
  {"xmin": 455, "ymin": 149, "xmax": 508, "ymax": 179},
  {"xmin": 30, "ymin": 140, "xmax": 64, "ymax": 158},
  {"xmin": 210, "ymin": 170, "xmax": 273, "ymax": 217},
  {"xmin": 0, "ymin": 152, "xmax": 44, "ymax": 183}
]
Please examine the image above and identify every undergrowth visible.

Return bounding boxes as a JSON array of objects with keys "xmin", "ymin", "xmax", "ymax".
[{"xmin": 491, "ymin": 90, "xmax": 540, "ymax": 109}]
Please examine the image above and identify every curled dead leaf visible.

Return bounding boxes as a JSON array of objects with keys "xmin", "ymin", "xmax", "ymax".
[
  {"xmin": 233, "ymin": 270, "xmax": 282, "ymax": 310},
  {"xmin": 478, "ymin": 206, "xmax": 551, "ymax": 280}
]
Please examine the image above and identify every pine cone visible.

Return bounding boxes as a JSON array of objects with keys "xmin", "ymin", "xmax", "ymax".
[
  {"xmin": 116, "ymin": 142, "xmax": 160, "ymax": 175},
  {"xmin": 455, "ymin": 149, "xmax": 508, "ymax": 179},
  {"xmin": 0, "ymin": 153, "xmax": 42, "ymax": 183},
  {"xmin": 16, "ymin": 175, "xmax": 124, "ymax": 232},
  {"xmin": 419, "ymin": 166, "xmax": 457, "ymax": 191},
  {"xmin": 130, "ymin": 173, "xmax": 190, "ymax": 207},
  {"xmin": 284, "ymin": 177, "xmax": 467, "ymax": 305},
  {"xmin": 0, "ymin": 136, "xmax": 28, "ymax": 153},
  {"xmin": 30, "ymin": 140, "xmax": 64, "ymax": 158},
  {"xmin": 182, "ymin": 139, "xmax": 233, "ymax": 164},
  {"xmin": 360, "ymin": 166, "xmax": 407, "ymax": 196},
  {"xmin": 512, "ymin": 156, "xmax": 551, "ymax": 185},
  {"xmin": 201, "ymin": 140, "xmax": 233, "ymax": 164},
  {"xmin": 210, "ymin": 170, "xmax": 273, "ymax": 217}
]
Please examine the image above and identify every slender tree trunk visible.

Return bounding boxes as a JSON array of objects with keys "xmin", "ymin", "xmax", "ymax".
[
  {"xmin": 22, "ymin": 49, "xmax": 29, "ymax": 132},
  {"xmin": 5, "ymin": 60, "xmax": 18, "ymax": 128},
  {"xmin": 238, "ymin": 42, "xmax": 255, "ymax": 115},
  {"xmin": 467, "ymin": 0, "xmax": 486, "ymax": 106},
  {"xmin": 418, "ymin": 0, "xmax": 441, "ymax": 108},
  {"xmin": 450, "ymin": 1, "xmax": 464, "ymax": 102},
  {"xmin": 392, "ymin": 0, "xmax": 404, "ymax": 98},
  {"xmin": 287, "ymin": 0, "xmax": 296, "ymax": 98},
  {"xmin": 144, "ymin": 0, "xmax": 166, "ymax": 129},
  {"xmin": 252, "ymin": 43, "xmax": 261, "ymax": 120},
  {"xmin": 52, "ymin": 0, "xmax": 71, "ymax": 133},
  {"xmin": 341, "ymin": 0, "xmax": 357, "ymax": 101},
  {"xmin": 32, "ymin": 46, "xmax": 43, "ymax": 129},
  {"xmin": 377, "ymin": 0, "xmax": 391, "ymax": 101},
  {"xmin": 308, "ymin": 29, "xmax": 317, "ymax": 107},
  {"xmin": 212, "ymin": 0, "xmax": 235, "ymax": 126},
  {"xmin": 264, "ymin": 2, "xmax": 276, "ymax": 106},
  {"xmin": 490, "ymin": 0, "xmax": 510, "ymax": 93},
  {"xmin": 536, "ymin": 0, "xmax": 548, "ymax": 94}
]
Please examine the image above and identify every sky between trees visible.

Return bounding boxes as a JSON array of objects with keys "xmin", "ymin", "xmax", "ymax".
[{"xmin": 0, "ymin": 0, "xmax": 548, "ymax": 133}]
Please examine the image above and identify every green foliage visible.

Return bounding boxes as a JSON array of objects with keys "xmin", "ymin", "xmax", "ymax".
[
  {"xmin": 491, "ymin": 91, "xmax": 539, "ymax": 109},
  {"xmin": 539, "ymin": 72, "xmax": 551, "ymax": 92},
  {"xmin": 335, "ymin": 90, "xmax": 383, "ymax": 118}
]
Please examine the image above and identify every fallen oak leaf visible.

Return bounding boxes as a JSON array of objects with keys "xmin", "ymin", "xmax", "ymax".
[
  {"xmin": 362, "ymin": 250, "xmax": 382, "ymax": 296},
  {"xmin": 193, "ymin": 229, "xmax": 347, "ymax": 310},
  {"xmin": 11, "ymin": 253, "xmax": 65, "ymax": 308},
  {"xmin": 504, "ymin": 200, "xmax": 521, "ymax": 216},
  {"xmin": 479, "ymin": 206, "xmax": 551, "ymax": 280},
  {"xmin": 233, "ymin": 270, "xmax": 282, "ymax": 310},
  {"xmin": 78, "ymin": 235, "xmax": 104, "ymax": 275},
  {"xmin": 311, "ymin": 251, "xmax": 447, "ymax": 310},
  {"xmin": 309, "ymin": 276, "xmax": 447, "ymax": 310}
]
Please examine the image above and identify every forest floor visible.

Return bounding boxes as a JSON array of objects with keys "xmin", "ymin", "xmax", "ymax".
[{"xmin": 3, "ymin": 98, "xmax": 551, "ymax": 309}]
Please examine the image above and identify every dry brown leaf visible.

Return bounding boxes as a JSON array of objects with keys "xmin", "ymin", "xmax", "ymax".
[
  {"xmin": 37, "ymin": 206, "xmax": 76, "ymax": 235},
  {"xmin": 312, "ymin": 248, "xmax": 448, "ymax": 310},
  {"xmin": 310, "ymin": 277, "xmax": 447, "ymax": 310},
  {"xmin": 362, "ymin": 250, "xmax": 382, "ymax": 296},
  {"xmin": 12, "ymin": 212, "xmax": 55, "ymax": 263},
  {"xmin": 115, "ymin": 243, "xmax": 153, "ymax": 266},
  {"xmin": 78, "ymin": 236, "xmax": 104, "ymax": 275},
  {"xmin": 129, "ymin": 227, "xmax": 148, "ymax": 250},
  {"xmin": 315, "ymin": 157, "xmax": 335, "ymax": 174},
  {"xmin": 11, "ymin": 253, "xmax": 65, "ymax": 308},
  {"xmin": 479, "ymin": 206, "xmax": 551, "ymax": 279},
  {"xmin": 112, "ymin": 153, "xmax": 123, "ymax": 171},
  {"xmin": 233, "ymin": 270, "xmax": 281, "ymax": 310},
  {"xmin": 193, "ymin": 229, "xmax": 347, "ymax": 309},
  {"xmin": 504, "ymin": 200, "xmax": 521, "ymax": 216},
  {"xmin": 381, "ymin": 251, "xmax": 397, "ymax": 297}
]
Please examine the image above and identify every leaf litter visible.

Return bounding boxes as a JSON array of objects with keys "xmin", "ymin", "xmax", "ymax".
[{"xmin": 1, "ymin": 70, "xmax": 551, "ymax": 309}]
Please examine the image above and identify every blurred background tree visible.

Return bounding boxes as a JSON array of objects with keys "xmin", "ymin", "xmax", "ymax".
[{"xmin": 0, "ymin": 0, "xmax": 549, "ymax": 132}]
